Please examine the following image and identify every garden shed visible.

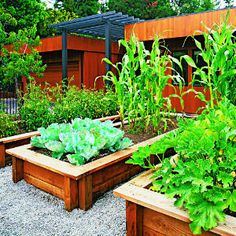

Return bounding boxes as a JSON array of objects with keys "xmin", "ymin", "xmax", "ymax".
[
  {"xmin": 22, "ymin": 35, "xmax": 122, "ymax": 90},
  {"xmin": 125, "ymin": 7, "xmax": 236, "ymax": 113}
]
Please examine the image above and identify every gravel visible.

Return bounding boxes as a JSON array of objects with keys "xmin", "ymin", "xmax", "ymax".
[{"xmin": 0, "ymin": 166, "xmax": 126, "ymax": 236}]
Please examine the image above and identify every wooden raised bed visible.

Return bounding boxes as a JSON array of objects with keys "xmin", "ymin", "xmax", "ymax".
[
  {"xmin": 6, "ymin": 131, "xmax": 173, "ymax": 211},
  {"xmin": 0, "ymin": 115, "xmax": 120, "ymax": 168},
  {"xmin": 114, "ymin": 167, "xmax": 236, "ymax": 236}
]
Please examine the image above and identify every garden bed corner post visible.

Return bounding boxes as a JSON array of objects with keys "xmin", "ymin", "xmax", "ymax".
[
  {"xmin": 0, "ymin": 142, "xmax": 5, "ymax": 168},
  {"xmin": 126, "ymin": 201, "xmax": 143, "ymax": 236}
]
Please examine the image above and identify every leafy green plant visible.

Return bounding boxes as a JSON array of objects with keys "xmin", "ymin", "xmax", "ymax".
[
  {"xmin": 19, "ymin": 83, "xmax": 53, "ymax": 131},
  {"xmin": 182, "ymin": 13, "xmax": 236, "ymax": 107},
  {"xmin": 20, "ymin": 83, "xmax": 118, "ymax": 131},
  {"xmin": 127, "ymin": 99, "xmax": 236, "ymax": 234},
  {"xmin": 103, "ymin": 35, "xmax": 182, "ymax": 131},
  {"xmin": 31, "ymin": 118, "xmax": 133, "ymax": 165},
  {"xmin": 0, "ymin": 112, "xmax": 18, "ymax": 138}
]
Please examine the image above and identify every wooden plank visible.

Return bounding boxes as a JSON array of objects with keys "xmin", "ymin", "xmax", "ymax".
[
  {"xmin": 126, "ymin": 201, "xmax": 143, "ymax": 236},
  {"xmin": 24, "ymin": 162, "xmax": 64, "ymax": 189},
  {"xmin": 114, "ymin": 183, "xmax": 236, "ymax": 236},
  {"xmin": 6, "ymin": 131, "xmax": 172, "ymax": 180},
  {"xmin": 125, "ymin": 8, "xmax": 236, "ymax": 41},
  {"xmin": 0, "ymin": 131, "xmax": 39, "ymax": 144},
  {"xmin": 93, "ymin": 165, "xmax": 141, "ymax": 199},
  {"xmin": 64, "ymin": 177, "xmax": 79, "ymax": 211},
  {"xmin": 143, "ymin": 207, "xmax": 215, "ymax": 236},
  {"xmin": 24, "ymin": 173, "xmax": 64, "ymax": 199},
  {"xmin": 78, "ymin": 175, "xmax": 93, "ymax": 210},
  {"xmin": 12, "ymin": 157, "xmax": 24, "ymax": 183},
  {"xmin": 0, "ymin": 142, "xmax": 5, "ymax": 168},
  {"xmin": 92, "ymin": 160, "xmax": 132, "ymax": 187},
  {"xmin": 143, "ymin": 225, "xmax": 165, "ymax": 236},
  {"xmin": 6, "ymin": 145, "xmax": 86, "ymax": 179}
]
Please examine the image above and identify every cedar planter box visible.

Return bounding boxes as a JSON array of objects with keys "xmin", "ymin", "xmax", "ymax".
[
  {"xmin": 6, "ymin": 132, "xmax": 172, "ymax": 211},
  {"xmin": 114, "ymin": 168, "xmax": 236, "ymax": 236},
  {"xmin": 0, "ymin": 115, "xmax": 120, "ymax": 168}
]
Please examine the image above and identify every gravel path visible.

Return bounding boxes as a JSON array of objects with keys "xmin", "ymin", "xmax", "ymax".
[{"xmin": 0, "ymin": 166, "xmax": 126, "ymax": 236}]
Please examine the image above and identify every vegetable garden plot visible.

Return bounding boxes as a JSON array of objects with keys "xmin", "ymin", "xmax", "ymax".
[
  {"xmin": 114, "ymin": 167, "xmax": 236, "ymax": 236},
  {"xmin": 0, "ymin": 115, "xmax": 120, "ymax": 168},
  {"xmin": 7, "ymin": 132, "xmax": 172, "ymax": 211}
]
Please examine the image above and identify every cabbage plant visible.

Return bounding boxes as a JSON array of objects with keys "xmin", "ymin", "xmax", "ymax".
[{"xmin": 31, "ymin": 118, "xmax": 133, "ymax": 165}]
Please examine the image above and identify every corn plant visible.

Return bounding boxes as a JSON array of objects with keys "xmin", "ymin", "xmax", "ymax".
[
  {"xmin": 182, "ymin": 13, "xmax": 236, "ymax": 108},
  {"xmin": 103, "ymin": 35, "xmax": 182, "ymax": 131}
]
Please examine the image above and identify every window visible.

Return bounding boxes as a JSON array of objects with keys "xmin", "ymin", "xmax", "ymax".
[
  {"xmin": 172, "ymin": 50, "xmax": 188, "ymax": 86},
  {"xmin": 192, "ymin": 50, "xmax": 207, "ymax": 86}
]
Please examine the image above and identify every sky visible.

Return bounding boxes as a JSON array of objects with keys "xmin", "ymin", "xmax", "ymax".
[{"xmin": 42, "ymin": 0, "xmax": 236, "ymax": 9}]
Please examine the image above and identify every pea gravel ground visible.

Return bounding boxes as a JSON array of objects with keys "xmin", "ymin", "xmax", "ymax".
[{"xmin": 0, "ymin": 165, "xmax": 126, "ymax": 236}]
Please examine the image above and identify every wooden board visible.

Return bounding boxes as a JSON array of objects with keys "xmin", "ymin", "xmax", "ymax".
[
  {"xmin": 125, "ymin": 8, "xmax": 236, "ymax": 41},
  {"xmin": 114, "ymin": 168, "xmax": 236, "ymax": 236}
]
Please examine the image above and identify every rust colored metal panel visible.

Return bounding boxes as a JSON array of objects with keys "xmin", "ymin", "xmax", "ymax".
[
  {"xmin": 125, "ymin": 8, "xmax": 236, "ymax": 41},
  {"xmin": 36, "ymin": 35, "xmax": 121, "ymax": 54}
]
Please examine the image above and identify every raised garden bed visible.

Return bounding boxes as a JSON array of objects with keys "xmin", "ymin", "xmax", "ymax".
[
  {"xmin": 6, "ymin": 131, "xmax": 173, "ymax": 211},
  {"xmin": 0, "ymin": 115, "xmax": 120, "ymax": 168},
  {"xmin": 114, "ymin": 167, "xmax": 236, "ymax": 236}
]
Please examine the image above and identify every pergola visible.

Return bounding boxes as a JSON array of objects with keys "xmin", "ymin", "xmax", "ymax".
[{"xmin": 50, "ymin": 11, "xmax": 144, "ymax": 85}]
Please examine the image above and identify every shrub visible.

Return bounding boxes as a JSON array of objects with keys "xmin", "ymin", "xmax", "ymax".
[
  {"xmin": 52, "ymin": 86, "xmax": 118, "ymax": 123},
  {"xmin": 0, "ymin": 112, "xmax": 18, "ymax": 138},
  {"xmin": 19, "ymin": 84, "xmax": 53, "ymax": 131},
  {"xmin": 20, "ymin": 84, "xmax": 118, "ymax": 131}
]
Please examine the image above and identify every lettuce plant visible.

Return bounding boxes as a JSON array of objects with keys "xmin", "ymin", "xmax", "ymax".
[
  {"xmin": 127, "ymin": 99, "xmax": 236, "ymax": 234},
  {"xmin": 31, "ymin": 118, "xmax": 133, "ymax": 165}
]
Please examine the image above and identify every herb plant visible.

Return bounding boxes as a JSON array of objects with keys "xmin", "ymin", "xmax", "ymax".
[
  {"xmin": 127, "ymin": 99, "xmax": 236, "ymax": 234},
  {"xmin": 31, "ymin": 118, "xmax": 133, "ymax": 165},
  {"xmin": 0, "ymin": 112, "xmax": 18, "ymax": 138}
]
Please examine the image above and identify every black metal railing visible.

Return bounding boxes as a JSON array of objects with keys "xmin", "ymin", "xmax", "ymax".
[{"xmin": 0, "ymin": 87, "xmax": 18, "ymax": 114}]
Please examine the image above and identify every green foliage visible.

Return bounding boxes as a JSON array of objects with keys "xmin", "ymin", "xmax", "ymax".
[
  {"xmin": 106, "ymin": 0, "xmax": 217, "ymax": 19},
  {"xmin": 19, "ymin": 84, "xmax": 53, "ymax": 131},
  {"xmin": 106, "ymin": 0, "xmax": 175, "ymax": 19},
  {"xmin": 170, "ymin": 0, "xmax": 217, "ymax": 15},
  {"xmin": 0, "ymin": 112, "xmax": 18, "ymax": 138},
  {"xmin": 103, "ymin": 35, "xmax": 182, "ymax": 131},
  {"xmin": 54, "ymin": 0, "xmax": 100, "ymax": 17},
  {"xmin": 31, "ymin": 118, "xmax": 133, "ymax": 165},
  {"xmin": 183, "ymin": 13, "xmax": 236, "ymax": 107},
  {"xmin": 20, "ymin": 84, "xmax": 118, "ymax": 131},
  {"xmin": 0, "ymin": 0, "xmax": 46, "ymax": 33},
  {"xmin": 38, "ymin": 9, "xmax": 78, "ymax": 38},
  {"xmin": 128, "ymin": 99, "xmax": 236, "ymax": 234},
  {"xmin": 0, "ymin": 4, "xmax": 46, "ymax": 86}
]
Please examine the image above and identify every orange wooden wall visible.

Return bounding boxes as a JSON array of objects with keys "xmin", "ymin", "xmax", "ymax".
[
  {"xmin": 126, "ymin": 8, "xmax": 236, "ymax": 113},
  {"xmin": 125, "ymin": 8, "xmax": 236, "ymax": 41},
  {"xmin": 28, "ymin": 35, "xmax": 122, "ymax": 90}
]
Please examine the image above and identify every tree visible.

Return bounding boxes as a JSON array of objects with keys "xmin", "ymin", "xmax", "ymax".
[
  {"xmin": 38, "ymin": 9, "xmax": 78, "ymax": 38},
  {"xmin": 0, "ymin": 0, "xmax": 46, "ymax": 34},
  {"xmin": 0, "ymin": 5, "xmax": 46, "ymax": 88},
  {"xmin": 170, "ymin": 0, "xmax": 217, "ymax": 15},
  {"xmin": 106, "ymin": 0, "xmax": 218, "ymax": 20},
  {"xmin": 54, "ymin": 0, "xmax": 100, "ymax": 17},
  {"xmin": 106, "ymin": 0, "xmax": 175, "ymax": 19}
]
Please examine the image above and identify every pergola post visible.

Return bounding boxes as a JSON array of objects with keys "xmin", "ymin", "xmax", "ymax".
[
  {"xmin": 62, "ymin": 29, "xmax": 68, "ymax": 89},
  {"xmin": 105, "ymin": 22, "xmax": 112, "ymax": 74}
]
